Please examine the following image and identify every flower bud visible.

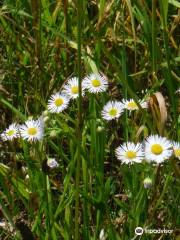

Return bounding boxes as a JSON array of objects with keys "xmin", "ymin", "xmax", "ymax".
[
  {"xmin": 43, "ymin": 110, "xmax": 49, "ymax": 116},
  {"xmin": 47, "ymin": 158, "xmax": 59, "ymax": 169},
  {"xmin": 97, "ymin": 126, "xmax": 104, "ymax": 132},
  {"xmin": 28, "ymin": 116, "xmax": 33, "ymax": 120},
  {"xmin": 50, "ymin": 130, "xmax": 58, "ymax": 138},
  {"xmin": 43, "ymin": 116, "xmax": 49, "ymax": 123},
  {"xmin": 99, "ymin": 229, "xmax": 106, "ymax": 240},
  {"xmin": 143, "ymin": 177, "xmax": 152, "ymax": 189}
]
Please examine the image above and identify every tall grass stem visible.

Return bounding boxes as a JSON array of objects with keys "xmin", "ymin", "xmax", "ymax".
[{"xmin": 75, "ymin": 0, "xmax": 83, "ymax": 239}]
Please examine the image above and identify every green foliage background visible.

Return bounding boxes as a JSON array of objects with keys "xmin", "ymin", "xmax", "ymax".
[{"xmin": 0, "ymin": 0, "xmax": 180, "ymax": 239}]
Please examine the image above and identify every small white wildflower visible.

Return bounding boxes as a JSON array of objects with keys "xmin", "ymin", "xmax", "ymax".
[
  {"xmin": 101, "ymin": 101, "xmax": 124, "ymax": 121},
  {"xmin": 62, "ymin": 77, "xmax": 85, "ymax": 99},
  {"xmin": 1, "ymin": 123, "xmax": 19, "ymax": 141},
  {"xmin": 83, "ymin": 73, "xmax": 108, "ymax": 93},
  {"xmin": 47, "ymin": 93, "xmax": 69, "ymax": 113},
  {"xmin": 145, "ymin": 135, "xmax": 172, "ymax": 164},
  {"xmin": 172, "ymin": 141, "xmax": 180, "ymax": 160},
  {"xmin": 20, "ymin": 118, "xmax": 44, "ymax": 142},
  {"xmin": 121, "ymin": 98, "xmax": 148, "ymax": 111},
  {"xmin": 115, "ymin": 142, "xmax": 144, "ymax": 164}
]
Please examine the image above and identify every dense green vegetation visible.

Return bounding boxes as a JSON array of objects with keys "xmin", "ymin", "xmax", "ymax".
[{"xmin": 0, "ymin": 0, "xmax": 180, "ymax": 239}]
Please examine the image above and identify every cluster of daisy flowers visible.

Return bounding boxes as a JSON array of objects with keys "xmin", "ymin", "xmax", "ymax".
[
  {"xmin": 115, "ymin": 135, "xmax": 180, "ymax": 165},
  {"xmin": 0, "ymin": 118, "xmax": 44, "ymax": 142},
  {"xmin": 0, "ymin": 72, "xmax": 147, "ymax": 143},
  {"xmin": 0, "ymin": 72, "xmax": 179, "ymax": 164},
  {"xmin": 101, "ymin": 99, "xmax": 148, "ymax": 121},
  {"xmin": 1, "ymin": 73, "xmax": 108, "ymax": 142},
  {"xmin": 47, "ymin": 73, "xmax": 148, "ymax": 119},
  {"xmin": 47, "ymin": 73, "xmax": 108, "ymax": 113}
]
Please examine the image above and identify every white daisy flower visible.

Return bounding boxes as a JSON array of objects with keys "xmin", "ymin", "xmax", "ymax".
[
  {"xmin": 62, "ymin": 77, "xmax": 85, "ymax": 99},
  {"xmin": 121, "ymin": 98, "xmax": 148, "ymax": 111},
  {"xmin": 1, "ymin": 123, "xmax": 19, "ymax": 141},
  {"xmin": 172, "ymin": 141, "xmax": 180, "ymax": 160},
  {"xmin": 101, "ymin": 101, "xmax": 124, "ymax": 121},
  {"xmin": 47, "ymin": 93, "xmax": 69, "ymax": 113},
  {"xmin": 115, "ymin": 142, "xmax": 144, "ymax": 164},
  {"xmin": 83, "ymin": 73, "xmax": 108, "ymax": 93},
  {"xmin": 20, "ymin": 118, "xmax": 44, "ymax": 142},
  {"xmin": 144, "ymin": 135, "xmax": 172, "ymax": 164}
]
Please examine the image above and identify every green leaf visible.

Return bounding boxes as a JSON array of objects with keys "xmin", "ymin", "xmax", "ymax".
[{"xmin": 169, "ymin": 0, "xmax": 180, "ymax": 8}]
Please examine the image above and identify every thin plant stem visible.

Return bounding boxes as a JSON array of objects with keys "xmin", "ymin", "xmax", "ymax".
[
  {"xmin": 63, "ymin": 0, "xmax": 70, "ymax": 76},
  {"xmin": 31, "ymin": 0, "xmax": 42, "ymax": 109},
  {"xmin": 75, "ymin": 0, "xmax": 83, "ymax": 239},
  {"xmin": 152, "ymin": 0, "xmax": 157, "ymax": 80},
  {"xmin": 121, "ymin": 3, "xmax": 128, "ymax": 141}
]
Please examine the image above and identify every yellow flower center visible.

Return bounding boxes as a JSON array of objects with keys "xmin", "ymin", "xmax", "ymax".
[
  {"xmin": 28, "ymin": 127, "xmax": 37, "ymax": 136},
  {"xmin": 109, "ymin": 108, "xmax": 117, "ymax": 116},
  {"xmin": 127, "ymin": 101, "xmax": 137, "ymax": 109},
  {"xmin": 151, "ymin": 144, "xmax": 163, "ymax": 155},
  {"xmin": 174, "ymin": 149, "xmax": 180, "ymax": 157},
  {"xmin": 91, "ymin": 79, "xmax": 101, "ymax": 87},
  {"xmin": 7, "ymin": 129, "xmax": 15, "ymax": 136},
  {"xmin": 55, "ymin": 98, "xmax": 63, "ymax": 107},
  {"xmin": 126, "ymin": 151, "xmax": 136, "ymax": 159},
  {"xmin": 71, "ymin": 86, "xmax": 78, "ymax": 94}
]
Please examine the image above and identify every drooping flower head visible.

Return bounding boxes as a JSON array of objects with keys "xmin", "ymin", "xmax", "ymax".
[
  {"xmin": 143, "ymin": 177, "xmax": 153, "ymax": 189},
  {"xmin": 47, "ymin": 93, "xmax": 69, "ymax": 113},
  {"xmin": 1, "ymin": 123, "xmax": 19, "ymax": 141},
  {"xmin": 62, "ymin": 77, "xmax": 85, "ymax": 99},
  {"xmin": 20, "ymin": 118, "xmax": 44, "ymax": 142},
  {"xmin": 47, "ymin": 158, "xmax": 59, "ymax": 169},
  {"xmin": 83, "ymin": 73, "xmax": 108, "ymax": 93},
  {"xmin": 144, "ymin": 135, "xmax": 172, "ymax": 164},
  {"xmin": 121, "ymin": 98, "xmax": 148, "ymax": 111},
  {"xmin": 101, "ymin": 101, "xmax": 124, "ymax": 121},
  {"xmin": 99, "ymin": 229, "xmax": 106, "ymax": 240},
  {"xmin": 115, "ymin": 142, "xmax": 144, "ymax": 164},
  {"xmin": 176, "ymin": 88, "xmax": 180, "ymax": 94}
]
